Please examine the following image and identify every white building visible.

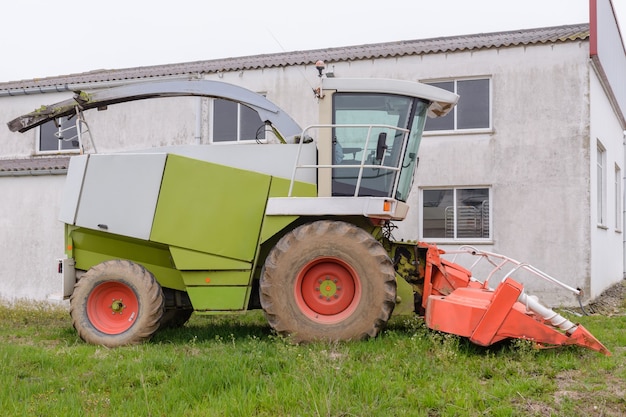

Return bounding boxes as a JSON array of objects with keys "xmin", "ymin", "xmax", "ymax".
[{"xmin": 1, "ymin": 6, "xmax": 625, "ymax": 306}]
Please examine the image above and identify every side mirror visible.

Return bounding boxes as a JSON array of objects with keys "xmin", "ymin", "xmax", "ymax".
[{"xmin": 376, "ymin": 132, "xmax": 387, "ymax": 161}]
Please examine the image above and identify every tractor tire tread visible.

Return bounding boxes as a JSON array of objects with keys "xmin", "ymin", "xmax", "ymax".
[
  {"xmin": 70, "ymin": 259, "xmax": 164, "ymax": 347},
  {"xmin": 260, "ymin": 220, "xmax": 396, "ymax": 343}
]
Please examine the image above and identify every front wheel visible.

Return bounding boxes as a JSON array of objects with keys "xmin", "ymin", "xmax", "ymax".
[
  {"xmin": 70, "ymin": 260, "xmax": 165, "ymax": 347},
  {"xmin": 260, "ymin": 220, "xmax": 396, "ymax": 343}
]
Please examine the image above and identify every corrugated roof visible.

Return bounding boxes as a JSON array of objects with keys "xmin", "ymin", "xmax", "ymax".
[
  {"xmin": 0, "ymin": 156, "xmax": 70, "ymax": 175},
  {"xmin": 0, "ymin": 23, "xmax": 589, "ymax": 92}
]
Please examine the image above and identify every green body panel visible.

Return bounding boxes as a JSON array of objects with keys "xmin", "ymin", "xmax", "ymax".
[
  {"xmin": 150, "ymin": 154, "xmax": 272, "ymax": 262},
  {"xmin": 169, "ymin": 246, "xmax": 252, "ymax": 270},
  {"xmin": 186, "ymin": 286, "xmax": 249, "ymax": 311},
  {"xmin": 69, "ymin": 227, "xmax": 186, "ymax": 291},
  {"xmin": 180, "ymin": 270, "xmax": 252, "ymax": 286},
  {"xmin": 393, "ymin": 274, "xmax": 416, "ymax": 315},
  {"xmin": 260, "ymin": 177, "xmax": 316, "ymax": 243},
  {"xmin": 385, "ymin": 240, "xmax": 421, "ymax": 316}
]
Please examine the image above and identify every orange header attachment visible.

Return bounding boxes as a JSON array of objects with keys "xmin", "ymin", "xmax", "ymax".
[{"xmin": 418, "ymin": 242, "xmax": 611, "ymax": 356}]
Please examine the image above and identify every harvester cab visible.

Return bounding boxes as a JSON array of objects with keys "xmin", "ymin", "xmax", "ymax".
[{"xmin": 7, "ymin": 76, "xmax": 609, "ymax": 355}]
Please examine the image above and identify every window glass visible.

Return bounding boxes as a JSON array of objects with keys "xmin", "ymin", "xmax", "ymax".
[
  {"xmin": 422, "ymin": 189, "xmax": 453, "ymax": 238},
  {"xmin": 422, "ymin": 187, "xmax": 490, "ymax": 240},
  {"xmin": 213, "ymin": 99, "xmax": 265, "ymax": 142},
  {"xmin": 457, "ymin": 79, "xmax": 490, "ymax": 129},
  {"xmin": 424, "ymin": 78, "xmax": 490, "ymax": 132},
  {"xmin": 213, "ymin": 99, "xmax": 238, "ymax": 142},
  {"xmin": 423, "ymin": 82, "xmax": 454, "ymax": 131},
  {"xmin": 39, "ymin": 117, "xmax": 80, "ymax": 152},
  {"xmin": 240, "ymin": 104, "xmax": 265, "ymax": 141},
  {"xmin": 395, "ymin": 100, "xmax": 429, "ymax": 201},
  {"xmin": 331, "ymin": 93, "xmax": 414, "ymax": 199}
]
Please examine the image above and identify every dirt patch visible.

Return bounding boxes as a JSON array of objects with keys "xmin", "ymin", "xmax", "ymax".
[
  {"xmin": 555, "ymin": 369, "xmax": 626, "ymax": 416},
  {"xmin": 582, "ymin": 280, "xmax": 626, "ymax": 316}
]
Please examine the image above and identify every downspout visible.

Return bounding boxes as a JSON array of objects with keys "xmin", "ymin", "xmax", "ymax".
[
  {"xmin": 195, "ymin": 97, "xmax": 202, "ymax": 145},
  {"xmin": 623, "ymin": 130, "xmax": 626, "ymax": 278}
]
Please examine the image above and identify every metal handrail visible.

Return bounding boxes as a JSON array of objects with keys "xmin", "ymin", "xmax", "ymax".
[
  {"xmin": 52, "ymin": 107, "xmax": 97, "ymax": 154},
  {"xmin": 288, "ymin": 123, "xmax": 410, "ymax": 197},
  {"xmin": 446, "ymin": 245, "xmax": 581, "ymax": 296}
]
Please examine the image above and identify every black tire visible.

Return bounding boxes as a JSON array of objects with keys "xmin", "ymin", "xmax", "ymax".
[
  {"xmin": 69, "ymin": 260, "xmax": 165, "ymax": 347},
  {"xmin": 159, "ymin": 309, "xmax": 193, "ymax": 329},
  {"xmin": 159, "ymin": 288, "xmax": 193, "ymax": 329},
  {"xmin": 260, "ymin": 220, "xmax": 396, "ymax": 343}
]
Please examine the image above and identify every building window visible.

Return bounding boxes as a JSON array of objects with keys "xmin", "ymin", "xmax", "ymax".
[
  {"xmin": 615, "ymin": 164, "xmax": 622, "ymax": 231},
  {"xmin": 211, "ymin": 99, "xmax": 266, "ymax": 142},
  {"xmin": 597, "ymin": 141, "xmax": 606, "ymax": 226},
  {"xmin": 422, "ymin": 187, "xmax": 491, "ymax": 240},
  {"xmin": 38, "ymin": 117, "xmax": 81, "ymax": 153},
  {"xmin": 424, "ymin": 78, "xmax": 491, "ymax": 132}
]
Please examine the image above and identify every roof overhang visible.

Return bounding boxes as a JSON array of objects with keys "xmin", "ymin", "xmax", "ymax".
[{"xmin": 321, "ymin": 77, "xmax": 459, "ymax": 118}]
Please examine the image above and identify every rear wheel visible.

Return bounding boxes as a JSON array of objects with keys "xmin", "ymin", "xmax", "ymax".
[
  {"xmin": 160, "ymin": 288, "xmax": 193, "ymax": 329},
  {"xmin": 160, "ymin": 309, "xmax": 193, "ymax": 329},
  {"xmin": 70, "ymin": 260, "xmax": 164, "ymax": 347},
  {"xmin": 260, "ymin": 220, "xmax": 396, "ymax": 342}
]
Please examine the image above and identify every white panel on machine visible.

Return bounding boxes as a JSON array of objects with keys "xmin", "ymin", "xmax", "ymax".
[
  {"xmin": 131, "ymin": 143, "xmax": 317, "ymax": 185},
  {"xmin": 74, "ymin": 153, "xmax": 167, "ymax": 240},
  {"xmin": 59, "ymin": 155, "xmax": 89, "ymax": 225}
]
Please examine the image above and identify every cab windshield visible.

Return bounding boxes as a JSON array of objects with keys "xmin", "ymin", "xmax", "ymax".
[{"xmin": 332, "ymin": 93, "xmax": 429, "ymax": 201}]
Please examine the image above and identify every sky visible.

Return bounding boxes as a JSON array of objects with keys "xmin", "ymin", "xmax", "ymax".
[{"xmin": 0, "ymin": 0, "xmax": 623, "ymax": 83}]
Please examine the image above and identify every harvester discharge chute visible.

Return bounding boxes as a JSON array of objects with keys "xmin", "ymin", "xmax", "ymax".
[{"xmin": 404, "ymin": 242, "xmax": 610, "ymax": 356}]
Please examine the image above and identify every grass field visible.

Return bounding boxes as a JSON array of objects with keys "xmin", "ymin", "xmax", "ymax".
[{"xmin": 1, "ymin": 288, "xmax": 625, "ymax": 417}]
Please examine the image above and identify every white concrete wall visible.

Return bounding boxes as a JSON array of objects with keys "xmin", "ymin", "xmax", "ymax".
[
  {"xmin": 589, "ymin": 68, "xmax": 625, "ymax": 298},
  {"xmin": 409, "ymin": 41, "xmax": 595, "ymax": 305},
  {"xmin": 0, "ymin": 92, "xmax": 71, "ymax": 302},
  {"xmin": 0, "ymin": 93, "xmax": 200, "ymax": 302},
  {"xmin": 0, "ymin": 175, "xmax": 66, "ymax": 301},
  {"xmin": 1, "ymin": 91, "xmax": 75, "ymax": 158},
  {"xmin": 80, "ymin": 96, "xmax": 198, "ymax": 153}
]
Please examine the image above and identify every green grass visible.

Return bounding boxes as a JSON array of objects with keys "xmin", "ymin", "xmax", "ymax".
[{"xmin": 0, "ymin": 300, "xmax": 625, "ymax": 417}]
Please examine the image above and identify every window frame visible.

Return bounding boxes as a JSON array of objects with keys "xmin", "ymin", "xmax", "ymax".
[
  {"xmin": 420, "ymin": 186, "xmax": 492, "ymax": 243},
  {"xmin": 209, "ymin": 98, "xmax": 268, "ymax": 144},
  {"xmin": 422, "ymin": 77, "xmax": 492, "ymax": 134}
]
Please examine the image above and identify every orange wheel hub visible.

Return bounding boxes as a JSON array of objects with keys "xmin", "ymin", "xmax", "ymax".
[
  {"xmin": 295, "ymin": 257, "xmax": 361, "ymax": 323},
  {"xmin": 87, "ymin": 281, "xmax": 139, "ymax": 334}
]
